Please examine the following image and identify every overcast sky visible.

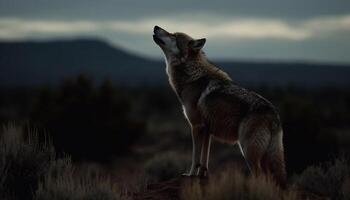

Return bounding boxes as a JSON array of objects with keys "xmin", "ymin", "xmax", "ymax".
[{"xmin": 0, "ymin": 0, "xmax": 349, "ymax": 63}]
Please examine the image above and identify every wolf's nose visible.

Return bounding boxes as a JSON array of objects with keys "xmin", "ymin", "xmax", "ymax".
[{"xmin": 154, "ymin": 26, "xmax": 160, "ymax": 32}]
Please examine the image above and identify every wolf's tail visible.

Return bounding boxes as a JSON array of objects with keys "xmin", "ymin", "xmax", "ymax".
[{"xmin": 263, "ymin": 128, "xmax": 287, "ymax": 188}]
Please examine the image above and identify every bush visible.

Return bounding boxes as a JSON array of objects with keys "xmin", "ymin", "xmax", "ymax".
[
  {"xmin": 31, "ymin": 76, "xmax": 145, "ymax": 161},
  {"xmin": 145, "ymin": 151, "xmax": 189, "ymax": 182},
  {"xmin": 296, "ymin": 158, "xmax": 350, "ymax": 200},
  {"xmin": 34, "ymin": 157, "xmax": 122, "ymax": 200},
  {"xmin": 0, "ymin": 124, "xmax": 125, "ymax": 200},
  {"xmin": 343, "ymin": 177, "xmax": 350, "ymax": 200},
  {"xmin": 0, "ymin": 124, "xmax": 55, "ymax": 200}
]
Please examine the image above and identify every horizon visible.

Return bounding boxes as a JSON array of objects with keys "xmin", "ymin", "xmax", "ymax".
[
  {"xmin": 1, "ymin": 36, "xmax": 350, "ymax": 66},
  {"xmin": 0, "ymin": 0, "xmax": 349, "ymax": 63}
]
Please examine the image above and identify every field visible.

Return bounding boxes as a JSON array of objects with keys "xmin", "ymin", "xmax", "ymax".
[{"xmin": 0, "ymin": 75, "xmax": 350, "ymax": 199}]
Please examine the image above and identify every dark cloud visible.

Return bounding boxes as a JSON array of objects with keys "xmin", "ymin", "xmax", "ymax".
[{"xmin": 1, "ymin": 0, "xmax": 349, "ymax": 20}]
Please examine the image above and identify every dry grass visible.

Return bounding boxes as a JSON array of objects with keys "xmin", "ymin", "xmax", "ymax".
[
  {"xmin": 181, "ymin": 168, "xmax": 298, "ymax": 200},
  {"xmin": 0, "ymin": 123, "xmax": 125, "ymax": 200},
  {"xmin": 180, "ymin": 159, "xmax": 350, "ymax": 200},
  {"xmin": 295, "ymin": 157, "xmax": 350, "ymax": 200},
  {"xmin": 35, "ymin": 157, "xmax": 122, "ymax": 200},
  {"xmin": 1, "ymin": 122, "xmax": 350, "ymax": 200},
  {"xmin": 0, "ymin": 124, "xmax": 55, "ymax": 200}
]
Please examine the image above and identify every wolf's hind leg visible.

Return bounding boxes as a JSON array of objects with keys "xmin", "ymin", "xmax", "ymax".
[
  {"xmin": 183, "ymin": 124, "xmax": 206, "ymax": 176},
  {"xmin": 239, "ymin": 127, "xmax": 270, "ymax": 177},
  {"xmin": 261, "ymin": 130, "xmax": 287, "ymax": 188}
]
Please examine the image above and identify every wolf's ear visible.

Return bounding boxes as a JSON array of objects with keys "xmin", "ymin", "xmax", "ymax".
[{"xmin": 189, "ymin": 38, "xmax": 206, "ymax": 51}]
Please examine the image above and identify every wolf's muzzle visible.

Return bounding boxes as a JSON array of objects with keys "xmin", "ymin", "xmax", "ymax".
[{"xmin": 153, "ymin": 26, "xmax": 166, "ymax": 45}]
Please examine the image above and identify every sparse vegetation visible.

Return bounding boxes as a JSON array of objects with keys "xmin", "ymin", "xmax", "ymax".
[
  {"xmin": 0, "ymin": 124, "xmax": 55, "ymax": 200},
  {"xmin": 295, "ymin": 158, "xmax": 350, "ymax": 200},
  {"xmin": 0, "ymin": 124, "xmax": 124, "ymax": 200},
  {"xmin": 181, "ymin": 168, "xmax": 298, "ymax": 200},
  {"xmin": 35, "ymin": 158, "xmax": 121, "ymax": 200},
  {"xmin": 0, "ymin": 76, "xmax": 349, "ymax": 199},
  {"xmin": 0, "ymin": 121, "xmax": 348, "ymax": 200}
]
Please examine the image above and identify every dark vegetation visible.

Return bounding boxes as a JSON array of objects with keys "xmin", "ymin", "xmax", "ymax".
[
  {"xmin": 1, "ymin": 123, "xmax": 349, "ymax": 200},
  {"xmin": 0, "ymin": 124, "xmax": 122, "ymax": 200},
  {"xmin": 1, "ymin": 75, "xmax": 349, "ymax": 171},
  {"xmin": 0, "ymin": 74, "xmax": 349, "ymax": 199},
  {"xmin": 1, "ymin": 75, "xmax": 144, "ymax": 162}
]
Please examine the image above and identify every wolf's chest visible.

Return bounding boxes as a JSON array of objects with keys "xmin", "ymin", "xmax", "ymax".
[{"xmin": 178, "ymin": 80, "xmax": 211, "ymax": 125}]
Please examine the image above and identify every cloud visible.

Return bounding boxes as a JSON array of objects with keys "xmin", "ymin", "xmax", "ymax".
[
  {"xmin": 0, "ymin": 18, "xmax": 99, "ymax": 38},
  {"xmin": 131, "ymin": 19, "xmax": 310, "ymax": 40},
  {"xmin": 304, "ymin": 15, "xmax": 350, "ymax": 32},
  {"xmin": 0, "ymin": 14, "xmax": 349, "ymax": 41},
  {"xmin": 106, "ymin": 14, "xmax": 350, "ymax": 40}
]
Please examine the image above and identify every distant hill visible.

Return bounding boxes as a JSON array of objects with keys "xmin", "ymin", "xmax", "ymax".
[{"xmin": 0, "ymin": 39, "xmax": 349, "ymax": 87}]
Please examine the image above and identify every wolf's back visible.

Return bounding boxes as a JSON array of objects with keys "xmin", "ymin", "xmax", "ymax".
[{"xmin": 213, "ymin": 81, "xmax": 287, "ymax": 187}]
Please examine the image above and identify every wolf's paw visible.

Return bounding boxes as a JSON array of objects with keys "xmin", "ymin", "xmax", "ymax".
[
  {"xmin": 197, "ymin": 167, "xmax": 209, "ymax": 178},
  {"xmin": 181, "ymin": 173, "xmax": 195, "ymax": 177},
  {"xmin": 182, "ymin": 164, "xmax": 201, "ymax": 177}
]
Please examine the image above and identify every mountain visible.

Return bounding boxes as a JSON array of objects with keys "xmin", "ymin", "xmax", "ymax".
[
  {"xmin": 0, "ymin": 39, "xmax": 349, "ymax": 87},
  {"xmin": 0, "ymin": 39, "xmax": 164, "ymax": 86}
]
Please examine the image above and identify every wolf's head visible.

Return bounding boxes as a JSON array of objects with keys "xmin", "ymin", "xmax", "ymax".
[{"xmin": 153, "ymin": 26, "xmax": 206, "ymax": 63}]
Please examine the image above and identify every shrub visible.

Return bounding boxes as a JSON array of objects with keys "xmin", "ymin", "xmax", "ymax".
[
  {"xmin": 34, "ymin": 157, "xmax": 122, "ymax": 200},
  {"xmin": 296, "ymin": 158, "xmax": 350, "ymax": 200},
  {"xmin": 31, "ymin": 76, "xmax": 144, "ymax": 162},
  {"xmin": 145, "ymin": 151, "xmax": 189, "ymax": 182},
  {"xmin": 342, "ymin": 177, "xmax": 350, "ymax": 200},
  {"xmin": 0, "ymin": 123, "xmax": 125, "ymax": 200},
  {"xmin": 0, "ymin": 124, "xmax": 55, "ymax": 200}
]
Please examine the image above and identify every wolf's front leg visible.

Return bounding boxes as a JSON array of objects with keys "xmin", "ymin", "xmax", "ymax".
[
  {"xmin": 183, "ymin": 124, "xmax": 205, "ymax": 176},
  {"xmin": 197, "ymin": 133, "xmax": 211, "ymax": 177}
]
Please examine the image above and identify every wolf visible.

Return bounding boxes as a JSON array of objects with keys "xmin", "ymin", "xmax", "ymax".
[{"xmin": 153, "ymin": 26, "xmax": 286, "ymax": 187}]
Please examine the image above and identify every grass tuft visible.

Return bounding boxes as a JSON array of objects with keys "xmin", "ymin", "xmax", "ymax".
[
  {"xmin": 181, "ymin": 168, "xmax": 298, "ymax": 200},
  {"xmin": 296, "ymin": 157, "xmax": 350, "ymax": 200},
  {"xmin": 0, "ymin": 123, "xmax": 125, "ymax": 200},
  {"xmin": 0, "ymin": 124, "xmax": 55, "ymax": 200},
  {"xmin": 35, "ymin": 157, "xmax": 122, "ymax": 200}
]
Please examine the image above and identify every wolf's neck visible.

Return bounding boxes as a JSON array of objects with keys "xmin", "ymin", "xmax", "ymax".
[
  {"xmin": 165, "ymin": 53, "xmax": 232, "ymax": 93},
  {"xmin": 167, "ymin": 58, "xmax": 207, "ymax": 82}
]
